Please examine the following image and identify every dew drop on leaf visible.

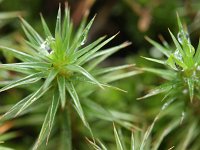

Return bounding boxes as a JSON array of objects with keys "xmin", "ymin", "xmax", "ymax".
[
  {"xmin": 177, "ymin": 30, "xmax": 189, "ymax": 44},
  {"xmin": 40, "ymin": 36, "xmax": 55, "ymax": 54},
  {"xmin": 174, "ymin": 49, "xmax": 182, "ymax": 61}
]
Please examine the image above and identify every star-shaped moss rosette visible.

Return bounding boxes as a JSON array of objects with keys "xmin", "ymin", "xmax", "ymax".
[
  {"xmin": 138, "ymin": 15, "xmax": 200, "ymax": 103},
  {"xmin": 0, "ymin": 4, "xmax": 140, "ymax": 149}
]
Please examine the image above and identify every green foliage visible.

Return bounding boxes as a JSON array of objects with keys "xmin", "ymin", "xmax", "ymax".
[
  {"xmin": 140, "ymin": 15, "xmax": 200, "ymax": 104},
  {"xmin": 0, "ymin": 4, "xmax": 139, "ymax": 149}
]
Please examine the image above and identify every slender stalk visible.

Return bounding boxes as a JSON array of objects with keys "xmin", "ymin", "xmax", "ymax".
[{"xmin": 59, "ymin": 103, "xmax": 72, "ymax": 150}]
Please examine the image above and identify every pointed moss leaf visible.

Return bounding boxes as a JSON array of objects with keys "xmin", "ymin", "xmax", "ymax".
[
  {"xmin": 0, "ymin": 73, "xmax": 43, "ymax": 92},
  {"xmin": 168, "ymin": 29, "xmax": 184, "ymax": 55},
  {"xmin": 176, "ymin": 13, "xmax": 184, "ymax": 32},
  {"xmin": 152, "ymin": 120, "xmax": 179, "ymax": 150},
  {"xmin": 1, "ymin": 62, "xmax": 51, "ymax": 69},
  {"xmin": 97, "ymin": 140, "xmax": 108, "ymax": 150},
  {"xmin": 67, "ymin": 65, "xmax": 103, "ymax": 89},
  {"xmin": 141, "ymin": 68, "xmax": 176, "ymax": 80},
  {"xmin": 62, "ymin": 5, "xmax": 70, "ymax": 39},
  {"xmin": 0, "ymin": 46, "xmax": 37, "ymax": 62},
  {"xmin": 100, "ymin": 70, "xmax": 142, "ymax": 83},
  {"xmin": 57, "ymin": 76, "xmax": 66, "ymax": 109},
  {"xmin": 131, "ymin": 132, "xmax": 135, "ymax": 150},
  {"xmin": 178, "ymin": 122, "xmax": 197, "ymax": 150},
  {"xmin": 33, "ymin": 90, "xmax": 59, "ymax": 150},
  {"xmin": 43, "ymin": 69, "xmax": 58, "ymax": 89},
  {"xmin": 55, "ymin": 4, "xmax": 61, "ymax": 38},
  {"xmin": 68, "ymin": 16, "xmax": 95, "ymax": 54},
  {"xmin": 140, "ymin": 98, "xmax": 174, "ymax": 150},
  {"xmin": 187, "ymin": 78, "xmax": 194, "ymax": 102},
  {"xmin": 137, "ymin": 82, "xmax": 174, "ymax": 100},
  {"xmin": 20, "ymin": 17, "xmax": 43, "ymax": 44},
  {"xmin": 145, "ymin": 36, "xmax": 170, "ymax": 57},
  {"xmin": 0, "ymin": 64, "xmax": 33, "ymax": 74},
  {"xmin": 40, "ymin": 14, "xmax": 52, "ymax": 37},
  {"xmin": 15, "ymin": 85, "xmax": 50, "ymax": 117},
  {"xmin": 142, "ymin": 56, "xmax": 165, "ymax": 65},
  {"xmin": 94, "ymin": 64, "xmax": 135, "ymax": 76},
  {"xmin": 75, "ymin": 36, "xmax": 106, "ymax": 59},
  {"xmin": 113, "ymin": 124, "xmax": 124, "ymax": 150},
  {"xmin": 66, "ymin": 81, "xmax": 89, "ymax": 129},
  {"xmin": 194, "ymin": 38, "xmax": 200, "ymax": 65},
  {"xmin": 21, "ymin": 25, "xmax": 39, "ymax": 47},
  {"xmin": 76, "ymin": 33, "xmax": 118, "ymax": 65},
  {"xmin": 0, "ymin": 94, "xmax": 34, "ymax": 121},
  {"xmin": 86, "ymin": 42, "xmax": 131, "ymax": 70},
  {"xmin": 89, "ymin": 42, "xmax": 131, "ymax": 61},
  {"xmin": 86, "ymin": 139, "xmax": 107, "ymax": 150}
]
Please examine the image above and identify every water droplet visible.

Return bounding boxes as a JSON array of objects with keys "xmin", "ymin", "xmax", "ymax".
[
  {"xmin": 174, "ymin": 49, "xmax": 182, "ymax": 61},
  {"xmin": 177, "ymin": 30, "xmax": 189, "ymax": 44},
  {"xmin": 182, "ymin": 89, "xmax": 188, "ymax": 94},
  {"xmin": 40, "ymin": 36, "xmax": 55, "ymax": 55}
]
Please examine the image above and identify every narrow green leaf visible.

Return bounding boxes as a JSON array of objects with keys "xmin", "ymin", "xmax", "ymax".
[
  {"xmin": 57, "ymin": 76, "xmax": 66, "ymax": 109},
  {"xmin": 145, "ymin": 36, "xmax": 170, "ymax": 57},
  {"xmin": 187, "ymin": 78, "xmax": 194, "ymax": 102},
  {"xmin": 66, "ymin": 81, "xmax": 89, "ymax": 128},
  {"xmin": 75, "ymin": 36, "xmax": 106, "ymax": 59},
  {"xmin": 20, "ymin": 17, "xmax": 43, "ymax": 44},
  {"xmin": 15, "ymin": 85, "xmax": 50, "ymax": 117},
  {"xmin": 100, "ymin": 70, "xmax": 142, "ymax": 83},
  {"xmin": 152, "ymin": 120, "xmax": 179, "ymax": 150},
  {"xmin": 140, "ymin": 99, "xmax": 175, "ymax": 150},
  {"xmin": 33, "ymin": 90, "xmax": 59, "ymax": 150},
  {"xmin": 0, "ymin": 63, "xmax": 34, "ymax": 74},
  {"xmin": 141, "ymin": 68, "xmax": 176, "ymax": 80},
  {"xmin": 0, "ymin": 94, "xmax": 34, "ymax": 121},
  {"xmin": 141, "ymin": 56, "xmax": 165, "ymax": 65},
  {"xmin": 67, "ymin": 64, "xmax": 103, "ymax": 89},
  {"xmin": 94, "ymin": 64, "xmax": 135, "ymax": 76},
  {"xmin": 86, "ymin": 42, "xmax": 131, "ymax": 70},
  {"xmin": 194, "ymin": 38, "xmax": 200, "ymax": 64},
  {"xmin": 0, "ymin": 46, "xmax": 37, "ymax": 62},
  {"xmin": 113, "ymin": 124, "xmax": 123, "ymax": 150},
  {"xmin": 178, "ymin": 122, "xmax": 197, "ymax": 150},
  {"xmin": 55, "ymin": 4, "xmax": 61, "ymax": 37},
  {"xmin": 168, "ymin": 29, "xmax": 184, "ymax": 55},
  {"xmin": 43, "ymin": 69, "xmax": 58, "ymax": 89},
  {"xmin": 137, "ymin": 82, "xmax": 174, "ymax": 100},
  {"xmin": 0, "ymin": 73, "xmax": 43, "ymax": 92},
  {"xmin": 69, "ymin": 15, "xmax": 95, "ymax": 53},
  {"xmin": 77, "ymin": 33, "xmax": 119, "ymax": 65},
  {"xmin": 21, "ymin": 25, "xmax": 39, "ymax": 47},
  {"xmin": 40, "ymin": 14, "xmax": 52, "ymax": 37},
  {"xmin": 1, "ymin": 62, "xmax": 51, "ymax": 69},
  {"xmin": 131, "ymin": 132, "xmax": 135, "ymax": 150}
]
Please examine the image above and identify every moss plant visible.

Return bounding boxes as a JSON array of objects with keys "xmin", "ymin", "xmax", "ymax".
[
  {"xmin": 138, "ymin": 15, "xmax": 200, "ymax": 105},
  {"xmin": 0, "ymin": 4, "xmax": 140, "ymax": 149}
]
